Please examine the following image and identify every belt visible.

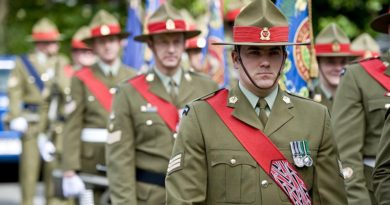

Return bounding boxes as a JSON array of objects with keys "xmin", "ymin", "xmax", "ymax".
[
  {"xmin": 23, "ymin": 103, "xmax": 39, "ymax": 112},
  {"xmin": 363, "ymin": 157, "xmax": 376, "ymax": 168},
  {"xmin": 81, "ymin": 128, "xmax": 108, "ymax": 143},
  {"xmin": 136, "ymin": 168, "xmax": 165, "ymax": 187}
]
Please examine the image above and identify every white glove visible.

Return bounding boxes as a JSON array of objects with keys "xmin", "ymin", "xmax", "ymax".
[
  {"xmin": 62, "ymin": 174, "xmax": 86, "ymax": 198},
  {"xmin": 37, "ymin": 133, "xmax": 56, "ymax": 162},
  {"xmin": 10, "ymin": 117, "xmax": 28, "ymax": 133}
]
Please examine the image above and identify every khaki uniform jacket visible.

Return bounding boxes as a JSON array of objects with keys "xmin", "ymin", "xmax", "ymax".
[
  {"xmin": 373, "ymin": 109, "xmax": 390, "ymax": 204},
  {"xmin": 62, "ymin": 64, "xmax": 135, "ymax": 174},
  {"xmin": 105, "ymin": 69, "xmax": 218, "ymax": 205},
  {"xmin": 166, "ymin": 85, "xmax": 347, "ymax": 205},
  {"xmin": 332, "ymin": 53, "xmax": 390, "ymax": 205},
  {"xmin": 309, "ymin": 84, "xmax": 333, "ymax": 111}
]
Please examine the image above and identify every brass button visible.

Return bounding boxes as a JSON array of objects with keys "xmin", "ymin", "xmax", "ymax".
[
  {"xmin": 109, "ymin": 88, "xmax": 117, "ymax": 94},
  {"xmin": 146, "ymin": 120, "xmax": 153, "ymax": 126},
  {"xmin": 55, "ymin": 126, "xmax": 63, "ymax": 134},
  {"xmin": 384, "ymin": 61, "xmax": 389, "ymax": 67},
  {"xmin": 230, "ymin": 159, "xmax": 236, "ymax": 165},
  {"xmin": 88, "ymin": 96, "xmax": 95, "ymax": 102},
  {"xmin": 64, "ymin": 87, "xmax": 71, "ymax": 95},
  {"xmin": 385, "ymin": 104, "xmax": 390, "ymax": 109},
  {"xmin": 173, "ymin": 133, "xmax": 178, "ymax": 139},
  {"xmin": 261, "ymin": 180, "xmax": 269, "ymax": 188}
]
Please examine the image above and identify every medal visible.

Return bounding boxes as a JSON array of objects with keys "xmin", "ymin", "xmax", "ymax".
[
  {"xmin": 290, "ymin": 141, "xmax": 304, "ymax": 167},
  {"xmin": 302, "ymin": 140, "xmax": 313, "ymax": 167}
]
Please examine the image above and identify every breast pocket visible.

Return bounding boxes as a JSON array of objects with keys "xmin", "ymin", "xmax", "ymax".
[
  {"xmin": 210, "ymin": 151, "xmax": 257, "ymax": 204},
  {"xmin": 133, "ymin": 113, "xmax": 168, "ymax": 147}
]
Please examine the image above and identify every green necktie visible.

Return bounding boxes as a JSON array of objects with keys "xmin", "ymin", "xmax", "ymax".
[
  {"xmin": 169, "ymin": 78, "xmax": 178, "ymax": 106},
  {"xmin": 258, "ymin": 98, "xmax": 268, "ymax": 129}
]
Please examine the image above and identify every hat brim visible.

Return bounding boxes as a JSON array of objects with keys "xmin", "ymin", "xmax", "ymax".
[
  {"xmin": 26, "ymin": 35, "xmax": 64, "ymax": 42},
  {"xmin": 212, "ymin": 41, "xmax": 310, "ymax": 46},
  {"xmin": 371, "ymin": 13, "xmax": 390, "ymax": 33},
  {"xmin": 134, "ymin": 30, "xmax": 201, "ymax": 42},
  {"xmin": 83, "ymin": 32, "xmax": 130, "ymax": 45}
]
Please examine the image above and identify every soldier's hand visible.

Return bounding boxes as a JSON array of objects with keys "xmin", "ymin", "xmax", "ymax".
[
  {"xmin": 37, "ymin": 133, "xmax": 56, "ymax": 162},
  {"xmin": 9, "ymin": 117, "xmax": 28, "ymax": 133},
  {"xmin": 62, "ymin": 173, "xmax": 86, "ymax": 198}
]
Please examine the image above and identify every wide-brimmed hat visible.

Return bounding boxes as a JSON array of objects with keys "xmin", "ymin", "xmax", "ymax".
[
  {"xmin": 315, "ymin": 23, "xmax": 357, "ymax": 57},
  {"xmin": 71, "ymin": 26, "xmax": 92, "ymax": 50},
  {"xmin": 351, "ymin": 33, "xmax": 380, "ymax": 58},
  {"xmin": 186, "ymin": 25, "xmax": 206, "ymax": 50},
  {"xmin": 83, "ymin": 10, "xmax": 129, "ymax": 44},
  {"xmin": 134, "ymin": 3, "xmax": 200, "ymax": 42},
  {"xmin": 26, "ymin": 18, "xmax": 63, "ymax": 42},
  {"xmin": 371, "ymin": 9, "xmax": 390, "ymax": 33},
  {"xmin": 213, "ymin": 0, "xmax": 308, "ymax": 46}
]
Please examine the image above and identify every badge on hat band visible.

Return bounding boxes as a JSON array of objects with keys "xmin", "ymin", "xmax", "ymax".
[{"xmin": 290, "ymin": 140, "xmax": 313, "ymax": 168}]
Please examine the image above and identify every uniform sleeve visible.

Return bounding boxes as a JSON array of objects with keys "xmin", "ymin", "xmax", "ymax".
[
  {"xmin": 105, "ymin": 86, "xmax": 137, "ymax": 205},
  {"xmin": 165, "ymin": 103, "xmax": 207, "ymax": 204},
  {"xmin": 312, "ymin": 107, "xmax": 348, "ymax": 204},
  {"xmin": 331, "ymin": 69, "xmax": 370, "ymax": 204},
  {"xmin": 62, "ymin": 76, "xmax": 85, "ymax": 171},
  {"xmin": 373, "ymin": 116, "xmax": 390, "ymax": 204},
  {"xmin": 7, "ymin": 58, "xmax": 25, "ymax": 120}
]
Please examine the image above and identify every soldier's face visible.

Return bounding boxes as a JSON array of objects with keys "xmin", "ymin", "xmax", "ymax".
[
  {"xmin": 92, "ymin": 36, "xmax": 122, "ymax": 64},
  {"xmin": 35, "ymin": 41, "xmax": 59, "ymax": 56},
  {"xmin": 187, "ymin": 49, "xmax": 204, "ymax": 72},
  {"xmin": 72, "ymin": 49, "xmax": 96, "ymax": 67},
  {"xmin": 149, "ymin": 33, "xmax": 185, "ymax": 70},
  {"xmin": 318, "ymin": 56, "xmax": 347, "ymax": 87},
  {"xmin": 232, "ymin": 46, "xmax": 285, "ymax": 92}
]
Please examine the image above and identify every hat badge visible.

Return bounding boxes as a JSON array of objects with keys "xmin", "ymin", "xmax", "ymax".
[
  {"xmin": 100, "ymin": 25, "xmax": 110, "ymax": 36},
  {"xmin": 166, "ymin": 19, "xmax": 175, "ymax": 30},
  {"xmin": 260, "ymin": 27, "xmax": 271, "ymax": 41},
  {"xmin": 332, "ymin": 42, "xmax": 340, "ymax": 52}
]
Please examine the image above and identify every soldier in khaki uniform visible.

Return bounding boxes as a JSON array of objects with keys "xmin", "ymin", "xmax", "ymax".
[
  {"xmin": 61, "ymin": 10, "xmax": 136, "ymax": 203},
  {"xmin": 37, "ymin": 26, "xmax": 96, "ymax": 205},
  {"xmin": 165, "ymin": 0, "xmax": 347, "ymax": 204},
  {"xmin": 351, "ymin": 33, "xmax": 381, "ymax": 60},
  {"xmin": 332, "ymin": 8, "xmax": 390, "ymax": 205},
  {"xmin": 310, "ymin": 23, "xmax": 357, "ymax": 110},
  {"xmin": 370, "ymin": 9, "xmax": 390, "ymax": 204},
  {"xmin": 105, "ymin": 3, "xmax": 218, "ymax": 205},
  {"xmin": 6, "ymin": 18, "xmax": 68, "ymax": 205}
]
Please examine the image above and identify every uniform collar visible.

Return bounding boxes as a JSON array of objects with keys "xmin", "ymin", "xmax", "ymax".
[
  {"xmin": 319, "ymin": 83, "xmax": 333, "ymax": 100},
  {"xmin": 97, "ymin": 58, "xmax": 121, "ymax": 76},
  {"xmin": 238, "ymin": 82, "xmax": 278, "ymax": 111},
  {"xmin": 154, "ymin": 66, "xmax": 182, "ymax": 92},
  {"xmin": 35, "ymin": 50, "xmax": 48, "ymax": 65}
]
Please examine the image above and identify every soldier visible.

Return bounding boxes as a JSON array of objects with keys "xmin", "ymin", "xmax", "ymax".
[
  {"xmin": 370, "ymin": 9, "xmax": 390, "ymax": 204},
  {"xmin": 310, "ymin": 23, "xmax": 357, "ymax": 110},
  {"xmin": 6, "ymin": 17, "xmax": 68, "ymax": 205},
  {"xmin": 332, "ymin": 8, "xmax": 390, "ymax": 205},
  {"xmin": 61, "ymin": 10, "xmax": 136, "ymax": 204},
  {"xmin": 185, "ymin": 24, "xmax": 207, "ymax": 73},
  {"xmin": 165, "ymin": 0, "xmax": 347, "ymax": 204},
  {"xmin": 351, "ymin": 33, "xmax": 381, "ymax": 60},
  {"xmin": 37, "ymin": 25, "xmax": 96, "ymax": 205},
  {"xmin": 105, "ymin": 3, "xmax": 218, "ymax": 205}
]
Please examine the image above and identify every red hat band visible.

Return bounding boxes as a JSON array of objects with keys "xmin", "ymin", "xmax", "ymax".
[
  {"xmin": 71, "ymin": 40, "xmax": 90, "ymax": 49},
  {"xmin": 91, "ymin": 24, "xmax": 121, "ymax": 38},
  {"xmin": 315, "ymin": 43, "xmax": 351, "ymax": 54},
  {"xmin": 32, "ymin": 31, "xmax": 61, "ymax": 41},
  {"xmin": 148, "ymin": 19, "xmax": 187, "ymax": 34},
  {"xmin": 233, "ymin": 26, "xmax": 289, "ymax": 43}
]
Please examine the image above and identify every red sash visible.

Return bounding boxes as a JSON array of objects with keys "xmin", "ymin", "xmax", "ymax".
[
  {"xmin": 74, "ymin": 68, "xmax": 112, "ymax": 112},
  {"xmin": 129, "ymin": 75, "xmax": 179, "ymax": 133},
  {"xmin": 206, "ymin": 89, "xmax": 311, "ymax": 205},
  {"xmin": 360, "ymin": 59, "xmax": 390, "ymax": 92},
  {"xmin": 64, "ymin": 65, "xmax": 75, "ymax": 78}
]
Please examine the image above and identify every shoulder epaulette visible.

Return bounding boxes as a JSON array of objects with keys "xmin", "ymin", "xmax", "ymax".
[
  {"xmin": 285, "ymin": 91, "xmax": 313, "ymax": 102},
  {"xmin": 194, "ymin": 89, "xmax": 223, "ymax": 102}
]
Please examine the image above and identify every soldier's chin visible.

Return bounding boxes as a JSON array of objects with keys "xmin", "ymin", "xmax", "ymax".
[{"xmin": 163, "ymin": 61, "xmax": 180, "ymax": 69}]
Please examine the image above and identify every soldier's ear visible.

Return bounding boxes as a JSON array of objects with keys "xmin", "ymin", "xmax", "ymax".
[{"xmin": 231, "ymin": 50, "xmax": 240, "ymax": 69}]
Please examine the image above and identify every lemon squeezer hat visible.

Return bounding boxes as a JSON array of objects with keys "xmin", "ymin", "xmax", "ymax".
[
  {"xmin": 315, "ymin": 23, "xmax": 357, "ymax": 57},
  {"xmin": 371, "ymin": 8, "xmax": 390, "ymax": 34},
  {"xmin": 214, "ymin": 0, "xmax": 309, "ymax": 46},
  {"xmin": 351, "ymin": 33, "xmax": 380, "ymax": 58},
  {"xmin": 71, "ymin": 26, "xmax": 92, "ymax": 50},
  {"xmin": 27, "ymin": 18, "xmax": 63, "ymax": 42},
  {"xmin": 134, "ymin": 3, "xmax": 200, "ymax": 42},
  {"xmin": 83, "ymin": 10, "xmax": 129, "ymax": 44}
]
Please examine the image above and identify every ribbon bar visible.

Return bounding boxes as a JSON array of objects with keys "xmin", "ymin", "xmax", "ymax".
[{"xmin": 233, "ymin": 26, "xmax": 289, "ymax": 43}]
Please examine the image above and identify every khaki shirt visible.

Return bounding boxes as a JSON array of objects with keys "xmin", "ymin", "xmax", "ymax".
[
  {"xmin": 105, "ymin": 69, "xmax": 218, "ymax": 205},
  {"xmin": 62, "ymin": 63, "xmax": 136, "ymax": 174},
  {"xmin": 332, "ymin": 53, "xmax": 390, "ymax": 205},
  {"xmin": 166, "ymin": 85, "xmax": 347, "ymax": 205}
]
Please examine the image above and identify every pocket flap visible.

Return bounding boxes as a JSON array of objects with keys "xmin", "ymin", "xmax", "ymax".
[{"xmin": 210, "ymin": 152, "xmax": 257, "ymax": 167}]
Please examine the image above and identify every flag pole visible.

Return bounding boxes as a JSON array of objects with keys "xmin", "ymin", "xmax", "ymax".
[{"xmin": 308, "ymin": 0, "xmax": 319, "ymax": 79}]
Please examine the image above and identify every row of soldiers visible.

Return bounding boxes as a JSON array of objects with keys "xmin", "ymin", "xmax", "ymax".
[{"xmin": 5, "ymin": 0, "xmax": 390, "ymax": 204}]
